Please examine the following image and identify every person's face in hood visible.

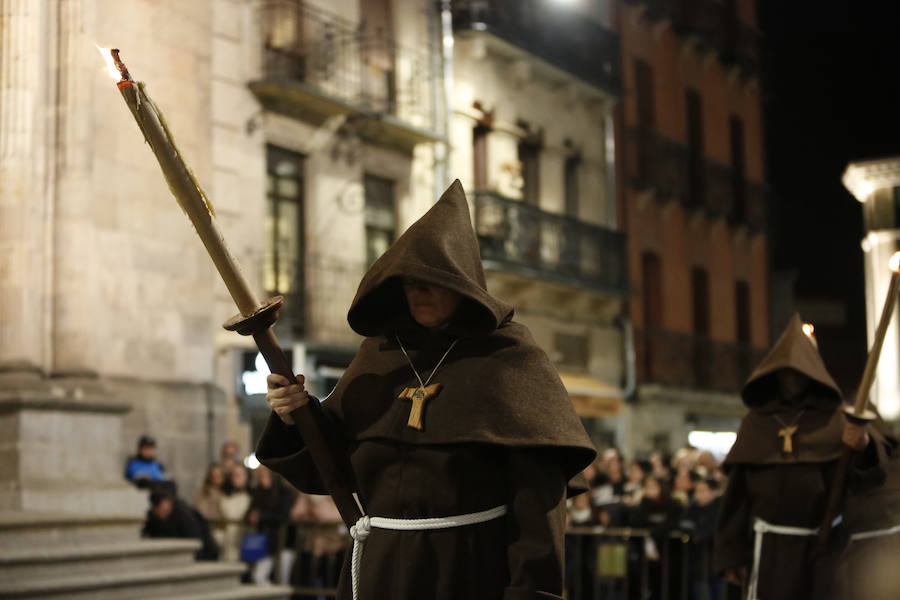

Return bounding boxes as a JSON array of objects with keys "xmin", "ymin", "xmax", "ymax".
[
  {"xmin": 776, "ymin": 368, "xmax": 810, "ymax": 403},
  {"xmin": 402, "ymin": 279, "xmax": 462, "ymax": 328}
]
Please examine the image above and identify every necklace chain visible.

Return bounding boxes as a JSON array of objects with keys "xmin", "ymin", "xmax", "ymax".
[
  {"xmin": 395, "ymin": 335, "xmax": 459, "ymax": 389},
  {"xmin": 772, "ymin": 408, "xmax": 806, "ymax": 429}
]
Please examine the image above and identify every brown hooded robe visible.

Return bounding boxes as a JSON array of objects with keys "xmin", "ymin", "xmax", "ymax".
[
  {"xmin": 256, "ymin": 180, "xmax": 597, "ymax": 600},
  {"xmin": 714, "ymin": 315, "xmax": 887, "ymax": 600}
]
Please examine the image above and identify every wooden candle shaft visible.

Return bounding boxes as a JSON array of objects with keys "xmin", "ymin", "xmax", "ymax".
[{"xmin": 119, "ymin": 82, "xmax": 258, "ymax": 316}]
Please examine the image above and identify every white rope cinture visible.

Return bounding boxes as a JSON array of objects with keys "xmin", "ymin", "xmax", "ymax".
[
  {"xmin": 747, "ymin": 515, "xmax": 841, "ymax": 600},
  {"xmin": 348, "ymin": 505, "xmax": 506, "ymax": 600}
]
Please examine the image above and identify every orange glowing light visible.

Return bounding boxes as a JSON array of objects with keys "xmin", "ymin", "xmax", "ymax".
[
  {"xmin": 890, "ymin": 251, "xmax": 900, "ymax": 273},
  {"xmin": 94, "ymin": 44, "xmax": 121, "ymax": 81},
  {"xmin": 802, "ymin": 323, "xmax": 815, "ymax": 339}
]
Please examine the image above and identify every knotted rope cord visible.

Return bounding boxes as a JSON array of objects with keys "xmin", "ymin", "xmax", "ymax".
[
  {"xmin": 348, "ymin": 505, "xmax": 507, "ymax": 600},
  {"xmin": 747, "ymin": 515, "xmax": 842, "ymax": 600}
]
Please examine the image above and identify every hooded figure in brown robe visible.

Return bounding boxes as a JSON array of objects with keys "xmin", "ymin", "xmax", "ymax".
[
  {"xmin": 256, "ymin": 180, "xmax": 597, "ymax": 600},
  {"xmin": 714, "ymin": 315, "xmax": 887, "ymax": 600}
]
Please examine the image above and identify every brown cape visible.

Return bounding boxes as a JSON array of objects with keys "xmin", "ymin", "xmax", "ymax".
[{"xmin": 724, "ymin": 314, "xmax": 845, "ymax": 466}]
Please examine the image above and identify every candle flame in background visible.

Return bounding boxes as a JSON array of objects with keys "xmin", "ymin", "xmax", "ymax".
[
  {"xmin": 95, "ymin": 44, "xmax": 121, "ymax": 81},
  {"xmin": 802, "ymin": 323, "xmax": 815, "ymax": 339},
  {"xmin": 890, "ymin": 251, "xmax": 900, "ymax": 273}
]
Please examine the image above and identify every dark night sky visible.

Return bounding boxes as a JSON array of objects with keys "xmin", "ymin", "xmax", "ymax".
[{"xmin": 759, "ymin": 1, "xmax": 900, "ymax": 350}]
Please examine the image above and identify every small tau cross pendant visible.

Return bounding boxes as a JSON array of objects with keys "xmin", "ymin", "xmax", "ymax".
[
  {"xmin": 398, "ymin": 384, "xmax": 442, "ymax": 430},
  {"xmin": 778, "ymin": 425, "xmax": 799, "ymax": 454}
]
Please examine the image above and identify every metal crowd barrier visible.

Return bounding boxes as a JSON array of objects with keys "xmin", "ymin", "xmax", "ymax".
[{"xmin": 565, "ymin": 525, "xmax": 729, "ymax": 600}]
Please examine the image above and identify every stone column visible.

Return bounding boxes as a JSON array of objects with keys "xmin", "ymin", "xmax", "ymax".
[
  {"xmin": 843, "ymin": 157, "xmax": 900, "ymax": 422},
  {"xmin": 0, "ymin": 0, "xmax": 51, "ymax": 373},
  {"xmin": 51, "ymin": 0, "xmax": 101, "ymax": 376}
]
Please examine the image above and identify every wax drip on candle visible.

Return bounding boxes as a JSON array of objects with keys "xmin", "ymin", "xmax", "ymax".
[{"xmin": 98, "ymin": 47, "xmax": 216, "ymax": 218}]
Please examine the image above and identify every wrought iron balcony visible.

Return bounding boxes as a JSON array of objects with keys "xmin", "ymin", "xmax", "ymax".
[
  {"xmin": 472, "ymin": 190, "xmax": 627, "ymax": 294},
  {"xmin": 627, "ymin": 127, "xmax": 766, "ymax": 230},
  {"xmin": 621, "ymin": 0, "xmax": 762, "ymax": 77},
  {"xmin": 252, "ymin": 0, "xmax": 441, "ymax": 151},
  {"xmin": 634, "ymin": 328, "xmax": 766, "ymax": 393},
  {"xmin": 452, "ymin": 0, "xmax": 622, "ymax": 94}
]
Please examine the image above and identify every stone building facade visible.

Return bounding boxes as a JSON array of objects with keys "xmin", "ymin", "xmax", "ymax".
[
  {"xmin": 1, "ymin": 0, "xmax": 633, "ymax": 512},
  {"xmin": 447, "ymin": 0, "xmax": 629, "ymax": 448}
]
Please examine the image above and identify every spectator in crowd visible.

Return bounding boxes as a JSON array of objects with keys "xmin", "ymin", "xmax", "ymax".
[
  {"xmin": 624, "ymin": 460, "xmax": 648, "ymax": 505},
  {"xmin": 600, "ymin": 447, "xmax": 624, "ymax": 472},
  {"xmin": 142, "ymin": 485, "xmax": 219, "ymax": 560},
  {"xmin": 696, "ymin": 450, "xmax": 720, "ymax": 479},
  {"xmin": 591, "ymin": 453, "xmax": 627, "ymax": 526},
  {"xmin": 682, "ymin": 478, "xmax": 723, "ymax": 600},
  {"xmin": 290, "ymin": 492, "xmax": 347, "ymax": 595},
  {"xmin": 649, "ymin": 451, "xmax": 672, "ymax": 482},
  {"xmin": 568, "ymin": 487, "xmax": 595, "ymax": 527},
  {"xmin": 671, "ymin": 468, "xmax": 697, "ymax": 507},
  {"xmin": 220, "ymin": 441, "xmax": 240, "ymax": 494},
  {"xmin": 630, "ymin": 475, "xmax": 680, "ymax": 599},
  {"xmin": 220, "ymin": 465, "xmax": 252, "ymax": 563},
  {"xmin": 672, "ymin": 446, "xmax": 699, "ymax": 474},
  {"xmin": 124, "ymin": 435, "xmax": 168, "ymax": 488},
  {"xmin": 193, "ymin": 463, "xmax": 225, "ymax": 523},
  {"xmin": 246, "ymin": 465, "xmax": 294, "ymax": 584}
]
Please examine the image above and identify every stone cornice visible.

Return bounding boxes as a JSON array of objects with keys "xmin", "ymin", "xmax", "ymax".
[{"xmin": 842, "ymin": 156, "xmax": 900, "ymax": 202}]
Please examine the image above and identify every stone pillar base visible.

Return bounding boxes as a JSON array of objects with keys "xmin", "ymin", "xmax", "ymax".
[{"xmin": 0, "ymin": 371, "xmax": 145, "ymax": 517}]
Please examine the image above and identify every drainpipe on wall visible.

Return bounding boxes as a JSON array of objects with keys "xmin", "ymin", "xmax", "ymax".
[
  {"xmin": 434, "ymin": 0, "xmax": 454, "ymax": 200},
  {"xmin": 617, "ymin": 315, "xmax": 636, "ymax": 400}
]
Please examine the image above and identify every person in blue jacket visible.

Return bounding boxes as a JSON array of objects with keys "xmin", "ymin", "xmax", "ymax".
[{"xmin": 124, "ymin": 435, "xmax": 168, "ymax": 488}]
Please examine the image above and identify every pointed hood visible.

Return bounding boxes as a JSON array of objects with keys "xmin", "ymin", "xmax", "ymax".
[
  {"xmin": 741, "ymin": 314, "xmax": 842, "ymax": 407},
  {"xmin": 348, "ymin": 180, "xmax": 513, "ymax": 337}
]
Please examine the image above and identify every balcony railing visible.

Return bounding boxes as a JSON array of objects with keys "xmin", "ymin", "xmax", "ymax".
[
  {"xmin": 472, "ymin": 190, "xmax": 627, "ymax": 294},
  {"xmin": 635, "ymin": 328, "xmax": 766, "ymax": 393},
  {"xmin": 622, "ymin": 0, "xmax": 762, "ymax": 76},
  {"xmin": 264, "ymin": 253, "xmax": 367, "ymax": 347},
  {"xmin": 452, "ymin": 0, "xmax": 622, "ymax": 94},
  {"xmin": 256, "ymin": 0, "xmax": 439, "ymax": 141},
  {"xmin": 627, "ymin": 127, "xmax": 766, "ymax": 230}
]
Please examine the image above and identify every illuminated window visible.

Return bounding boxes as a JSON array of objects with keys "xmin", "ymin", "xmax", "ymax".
[{"xmin": 264, "ymin": 146, "xmax": 305, "ymax": 296}]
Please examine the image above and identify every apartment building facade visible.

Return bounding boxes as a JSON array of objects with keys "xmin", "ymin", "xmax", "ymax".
[{"xmin": 613, "ymin": 0, "xmax": 770, "ymax": 456}]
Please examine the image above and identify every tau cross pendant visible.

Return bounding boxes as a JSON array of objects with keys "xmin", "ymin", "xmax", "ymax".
[
  {"xmin": 778, "ymin": 425, "xmax": 799, "ymax": 453},
  {"xmin": 398, "ymin": 383, "xmax": 442, "ymax": 430}
]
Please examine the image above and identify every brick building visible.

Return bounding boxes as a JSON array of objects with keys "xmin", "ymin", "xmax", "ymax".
[{"xmin": 612, "ymin": 0, "xmax": 770, "ymax": 456}]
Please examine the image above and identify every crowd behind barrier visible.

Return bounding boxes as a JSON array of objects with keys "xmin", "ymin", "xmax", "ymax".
[{"xmin": 126, "ymin": 436, "xmax": 736, "ymax": 599}]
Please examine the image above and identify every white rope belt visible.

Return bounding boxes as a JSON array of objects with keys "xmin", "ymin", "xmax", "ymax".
[
  {"xmin": 850, "ymin": 522, "xmax": 900, "ymax": 541},
  {"xmin": 747, "ymin": 515, "xmax": 842, "ymax": 600},
  {"xmin": 348, "ymin": 505, "xmax": 507, "ymax": 600}
]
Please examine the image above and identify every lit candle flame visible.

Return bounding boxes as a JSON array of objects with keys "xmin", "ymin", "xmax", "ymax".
[
  {"xmin": 890, "ymin": 251, "xmax": 900, "ymax": 273},
  {"xmin": 802, "ymin": 323, "xmax": 815, "ymax": 339},
  {"xmin": 94, "ymin": 44, "xmax": 121, "ymax": 81}
]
